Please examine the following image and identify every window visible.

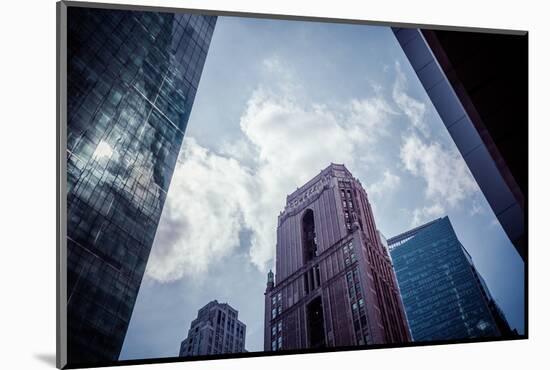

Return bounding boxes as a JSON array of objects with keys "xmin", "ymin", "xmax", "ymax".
[
  {"xmin": 302, "ymin": 209, "xmax": 317, "ymax": 262},
  {"xmin": 358, "ymin": 298, "xmax": 365, "ymax": 307},
  {"xmin": 272, "ymin": 308, "xmax": 277, "ymax": 319},
  {"xmin": 278, "ymin": 321, "xmax": 282, "ymax": 332},
  {"xmin": 271, "ymin": 340, "xmax": 277, "ymax": 351},
  {"xmin": 343, "ymin": 200, "xmax": 347, "ymax": 208},
  {"xmin": 272, "ymin": 325, "xmax": 276, "ymax": 337},
  {"xmin": 277, "ymin": 336, "xmax": 283, "ymax": 349},
  {"xmin": 271, "ymin": 296, "xmax": 276, "ymax": 305},
  {"xmin": 277, "ymin": 292, "xmax": 282, "ymax": 302}
]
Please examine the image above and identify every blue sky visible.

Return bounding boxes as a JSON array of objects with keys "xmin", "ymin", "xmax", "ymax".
[{"xmin": 119, "ymin": 15, "xmax": 524, "ymax": 360}]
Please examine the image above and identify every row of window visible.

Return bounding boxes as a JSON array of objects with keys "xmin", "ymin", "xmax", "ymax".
[
  {"xmin": 343, "ymin": 241, "xmax": 357, "ymax": 266},
  {"xmin": 341, "ymin": 187, "xmax": 355, "ymax": 232},
  {"xmin": 304, "ymin": 264, "xmax": 321, "ymax": 295},
  {"xmin": 271, "ymin": 292, "xmax": 283, "ymax": 319},
  {"xmin": 271, "ymin": 335, "xmax": 283, "ymax": 351},
  {"xmin": 346, "ymin": 266, "xmax": 370, "ymax": 345},
  {"xmin": 271, "ymin": 321, "xmax": 283, "ymax": 337}
]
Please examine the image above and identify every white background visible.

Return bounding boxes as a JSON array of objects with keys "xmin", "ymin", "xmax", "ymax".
[{"xmin": 0, "ymin": 0, "xmax": 547, "ymax": 369}]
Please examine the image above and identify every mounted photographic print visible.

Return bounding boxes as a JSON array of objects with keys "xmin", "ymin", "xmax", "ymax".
[{"xmin": 56, "ymin": 1, "xmax": 527, "ymax": 368}]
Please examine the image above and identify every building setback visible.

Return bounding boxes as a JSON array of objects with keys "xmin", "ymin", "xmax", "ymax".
[
  {"xmin": 65, "ymin": 6, "xmax": 216, "ymax": 364},
  {"xmin": 179, "ymin": 301, "xmax": 247, "ymax": 356},
  {"xmin": 388, "ymin": 217, "xmax": 511, "ymax": 341},
  {"xmin": 264, "ymin": 164, "xmax": 411, "ymax": 351}
]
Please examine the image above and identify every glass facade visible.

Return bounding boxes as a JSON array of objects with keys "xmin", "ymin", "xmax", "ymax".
[
  {"xmin": 388, "ymin": 217, "xmax": 500, "ymax": 342},
  {"xmin": 66, "ymin": 6, "xmax": 216, "ymax": 364}
]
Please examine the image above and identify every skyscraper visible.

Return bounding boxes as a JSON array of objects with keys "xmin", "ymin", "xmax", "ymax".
[
  {"xmin": 179, "ymin": 301, "xmax": 247, "ymax": 357},
  {"xmin": 65, "ymin": 6, "xmax": 216, "ymax": 364},
  {"xmin": 388, "ymin": 217, "xmax": 508, "ymax": 341},
  {"xmin": 264, "ymin": 164, "xmax": 411, "ymax": 351}
]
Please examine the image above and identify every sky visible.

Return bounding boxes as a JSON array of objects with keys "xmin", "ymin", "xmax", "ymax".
[{"xmin": 119, "ymin": 15, "xmax": 525, "ymax": 360}]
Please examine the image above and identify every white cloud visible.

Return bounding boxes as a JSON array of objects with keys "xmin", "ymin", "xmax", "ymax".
[
  {"xmin": 145, "ymin": 138, "xmax": 255, "ymax": 282},
  {"xmin": 470, "ymin": 198, "xmax": 486, "ymax": 216},
  {"xmin": 392, "ymin": 62, "xmax": 429, "ymax": 137},
  {"xmin": 393, "ymin": 61, "xmax": 481, "ymax": 226},
  {"xmin": 411, "ymin": 203, "xmax": 445, "ymax": 227},
  {"xmin": 368, "ymin": 170, "xmax": 401, "ymax": 198},
  {"xmin": 219, "ymin": 138, "xmax": 259, "ymax": 168},
  {"xmin": 400, "ymin": 133, "xmax": 478, "ymax": 209},
  {"xmin": 346, "ymin": 98, "xmax": 397, "ymax": 144}
]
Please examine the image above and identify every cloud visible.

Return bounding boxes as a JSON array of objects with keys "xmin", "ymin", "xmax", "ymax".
[
  {"xmin": 470, "ymin": 198, "xmax": 486, "ymax": 216},
  {"xmin": 346, "ymin": 98, "xmax": 398, "ymax": 144},
  {"xmin": 368, "ymin": 170, "xmax": 401, "ymax": 198},
  {"xmin": 392, "ymin": 62, "xmax": 429, "ymax": 137},
  {"xmin": 145, "ymin": 138, "xmax": 256, "ymax": 282},
  {"xmin": 400, "ymin": 132, "xmax": 479, "ymax": 226},
  {"xmin": 411, "ymin": 203, "xmax": 445, "ymax": 226},
  {"xmin": 400, "ymin": 133, "xmax": 478, "ymax": 208},
  {"xmin": 393, "ymin": 61, "xmax": 480, "ymax": 226}
]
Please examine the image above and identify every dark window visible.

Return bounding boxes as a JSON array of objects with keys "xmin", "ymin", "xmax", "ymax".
[
  {"xmin": 302, "ymin": 209, "xmax": 317, "ymax": 263},
  {"xmin": 314, "ymin": 265, "xmax": 321, "ymax": 287},
  {"xmin": 307, "ymin": 296, "xmax": 326, "ymax": 348}
]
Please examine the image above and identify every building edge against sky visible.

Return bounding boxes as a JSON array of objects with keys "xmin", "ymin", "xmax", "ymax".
[
  {"xmin": 392, "ymin": 28, "xmax": 527, "ymax": 261},
  {"xmin": 265, "ymin": 163, "xmax": 411, "ymax": 351},
  {"xmin": 179, "ymin": 301, "xmax": 247, "ymax": 357},
  {"xmin": 64, "ymin": 5, "xmax": 216, "ymax": 365},
  {"xmin": 388, "ymin": 217, "xmax": 516, "ymax": 341}
]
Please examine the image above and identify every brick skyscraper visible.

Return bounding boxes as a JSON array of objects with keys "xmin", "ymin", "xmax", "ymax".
[
  {"xmin": 179, "ymin": 301, "xmax": 246, "ymax": 357},
  {"xmin": 264, "ymin": 164, "xmax": 411, "ymax": 351}
]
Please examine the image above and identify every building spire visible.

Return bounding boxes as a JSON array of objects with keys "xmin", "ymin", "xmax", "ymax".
[{"xmin": 266, "ymin": 269, "xmax": 274, "ymax": 291}]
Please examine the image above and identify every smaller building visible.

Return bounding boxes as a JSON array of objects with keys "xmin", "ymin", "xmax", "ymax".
[{"xmin": 179, "ymin": 300, "xmax": 247, "ymax": 357}]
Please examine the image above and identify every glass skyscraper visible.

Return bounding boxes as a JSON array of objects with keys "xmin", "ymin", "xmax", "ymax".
[
  {"xmin": 388, "ymin": 217, "xmax": 503, "ymax": 342},
  {"xmin": 65, "ymin": 6, "xmax": 216, "ymax": 364}
]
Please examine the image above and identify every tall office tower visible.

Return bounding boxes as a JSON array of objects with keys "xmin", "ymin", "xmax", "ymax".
[
  {"xmin": 388, "ymin": 217, "xmax": 508, "ymax": 341},
  {"xmin": 179, "ymin": 301, "xmax": 247, "ymax": 357},
  {"xmin": 65, "ymin": 6, "xmax": 216, "ymax": 364},
  {"xmin": 264, "ymin": 164, "xmax": 411, "ymax": 351}
]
